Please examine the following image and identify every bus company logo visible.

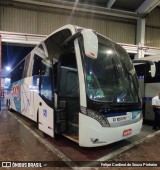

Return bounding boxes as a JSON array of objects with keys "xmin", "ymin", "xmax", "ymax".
[
  {"xmin": 12, "ymin": 85, "xmax": 20, "ymax": 97},
  {"xmin": 133, "ymin": 112, "xmax": 138, "ymax": 117},
  {"xmin": 132, "ymin": 111, "xmax": 139, "ymax": 119}
]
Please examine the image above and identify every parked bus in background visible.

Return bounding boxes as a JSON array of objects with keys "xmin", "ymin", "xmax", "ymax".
[
  {"xmin": 133, "ymin": 56, "xmax": 157, "ymax": 122},
  {"xmin": 8, "ymin": 25, "xmax": 142, "ymax": 147}
]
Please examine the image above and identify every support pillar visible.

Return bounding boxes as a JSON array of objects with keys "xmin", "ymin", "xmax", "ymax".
[{"xmin": 135, "ymin": 18, "xmax": 145, "ymax": 59}]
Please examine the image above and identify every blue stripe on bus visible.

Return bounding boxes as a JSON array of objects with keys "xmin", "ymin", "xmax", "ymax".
[
  {"xmin": 143, "ymin": 97, "xmax": 152, "ymax": 101},
  {"xmin": 104, "ymin": 110, "xmax": 141, "ymax": 118},
  {"xmin": 137, "ymin": 76, "xmax": 144, "ymax": 79},
  {"xmin": 104, "ymin": 112, "xmax": 127, "ymax": 118}
]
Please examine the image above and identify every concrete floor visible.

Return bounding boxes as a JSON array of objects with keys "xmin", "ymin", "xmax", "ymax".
[
  {"xmin": 0, "ymin": 107, "xmax": 70, "ymax": 169},
  {"xmin": 0, "ymin": 104, "xmax": 158, "ymax": 169}
]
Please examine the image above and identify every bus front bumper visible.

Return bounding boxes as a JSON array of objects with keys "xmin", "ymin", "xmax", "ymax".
[{"xmin": 79, "ymin": 113, "xmax": 143, "ymax": 147}]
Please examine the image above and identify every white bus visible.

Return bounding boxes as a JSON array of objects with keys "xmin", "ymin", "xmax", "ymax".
[
  {"xmin": 133, "ymin": 56, "xmax": 157, "ymax": 122},
  {"xmin": 8, "ymin": 25, "xmax": 142, "ymax": 147}
]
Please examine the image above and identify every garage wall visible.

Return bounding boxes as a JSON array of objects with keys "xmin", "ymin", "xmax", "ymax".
[
  {"xmin": 0, "ymin": 4, "xmax": 136, "ymax": 44},
  {"xmin": 145, "ymin": 7, "xmax": 160, "ymax": 47}
]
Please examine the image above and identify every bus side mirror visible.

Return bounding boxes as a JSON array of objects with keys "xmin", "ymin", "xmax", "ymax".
[
  {"xmin": 150, "ymin": 63, "xmax": 156, "ymax": 77},
  {"xmin": 81, "ymin": 29, "xmax": 98, "ymax": 59}
]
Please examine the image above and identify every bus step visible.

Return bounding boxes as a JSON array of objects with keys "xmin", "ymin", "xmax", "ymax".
[
  {"xmin": 62, "ymin": 133, "xmax": 79, "ymax": 143},
  {"xmin": 67, "ymin": 121, "xmax": 78, "ymax": 134},
  {"xmin": 55, "ymin": 120, "xmax": 66, "ymax": 134},
  {"xmin": 68, "ymin": 122, "xmax": 78, "ymax": 127}
]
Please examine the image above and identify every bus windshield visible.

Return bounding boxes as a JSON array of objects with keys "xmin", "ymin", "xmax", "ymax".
[{"xmin": 84, "ymin": 35, "xmax": 139, "ymax": 103}]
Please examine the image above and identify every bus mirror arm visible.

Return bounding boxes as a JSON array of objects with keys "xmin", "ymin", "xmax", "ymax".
[
  {"xmin": 61, "ymin": 32, "xmax": 81, "ymax": 47},
  {"xmin": 61, "ymin": 29, "xmax": 98, "ymax": 59},
  {"xmin": 133, "ymin": 60, "xmax": 156, "ymax": 77},
  {"xmin": 132, "ymin": 60, "xmax": 154, "ymax": 65}
]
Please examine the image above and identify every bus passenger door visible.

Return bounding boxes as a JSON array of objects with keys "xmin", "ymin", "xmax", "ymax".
[
  {"xmin": 56, "ymin": 51, "xmax": 80, "ymax": 137},
  {"xmin": 38, "ymin": 59, "xmax": 54, "ymax": 137}
]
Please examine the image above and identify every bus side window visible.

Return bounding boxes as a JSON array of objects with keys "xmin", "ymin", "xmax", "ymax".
[
  {"xmin": 32, "ymin": 55, "xmax": 42, "ymax": 76},
  {"xmin": 11, "ymin": 60, "xmax": 25, "ymax": 83},
  {"xmin": 40, "ymin": 61, "xmax": 53, "ymax": 101},
  {"xmin": 23, "ymin": 54, "xmax": 31, "ymax": 78},
  {"xmin": 32, "ymin": 54, "xmax": 42, "ymax": 87}
]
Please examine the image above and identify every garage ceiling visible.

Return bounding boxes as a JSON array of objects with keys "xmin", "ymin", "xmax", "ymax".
[
  {"xmin": 1, "ymin": 0, "xmax": 160, "ymax": 57},
  {"xmin": 1, "ymin": 0, "xmax": 160, "ymax": 19},
  {"xmin": 62, "ymin": 0, "xmax": 145, "ymax": 12},
  {"xmin": 36, "ymin": 0, "xmax": 160, "ymax": 14}
]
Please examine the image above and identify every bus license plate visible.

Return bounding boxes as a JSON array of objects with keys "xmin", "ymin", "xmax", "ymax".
[{"xmin": 123, "ymin": 129, "xmax": 132, "ymax": 136}]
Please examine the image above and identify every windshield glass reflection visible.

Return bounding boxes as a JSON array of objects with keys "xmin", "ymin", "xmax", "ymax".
[{"xmin": 84, "ymin": 35, "xmax": 139, "ymax": 103}]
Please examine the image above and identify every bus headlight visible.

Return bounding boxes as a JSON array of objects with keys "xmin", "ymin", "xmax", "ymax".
[{"xmin": 80, "ymin": 106, "xmax": 110, "ymax": 127}]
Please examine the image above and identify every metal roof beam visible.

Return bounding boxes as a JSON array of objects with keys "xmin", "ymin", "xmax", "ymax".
[
  {"xmin": 10, "ymin": 0, "xmax": 140, "ymax": 19},
  {"xmin": 136, "ymin": 0, "xmax": 160, "ymax": 14},
  {"xmin": 0, "ymin": 31, "xmax": 45, "ymax": 45},
  {"xmin": 107, "ymin": 0, "xmax": 116, "ymax": 9},
  {"xmin": 1, "ymin": 31, "xmax": 160, "ymax": 56}
]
